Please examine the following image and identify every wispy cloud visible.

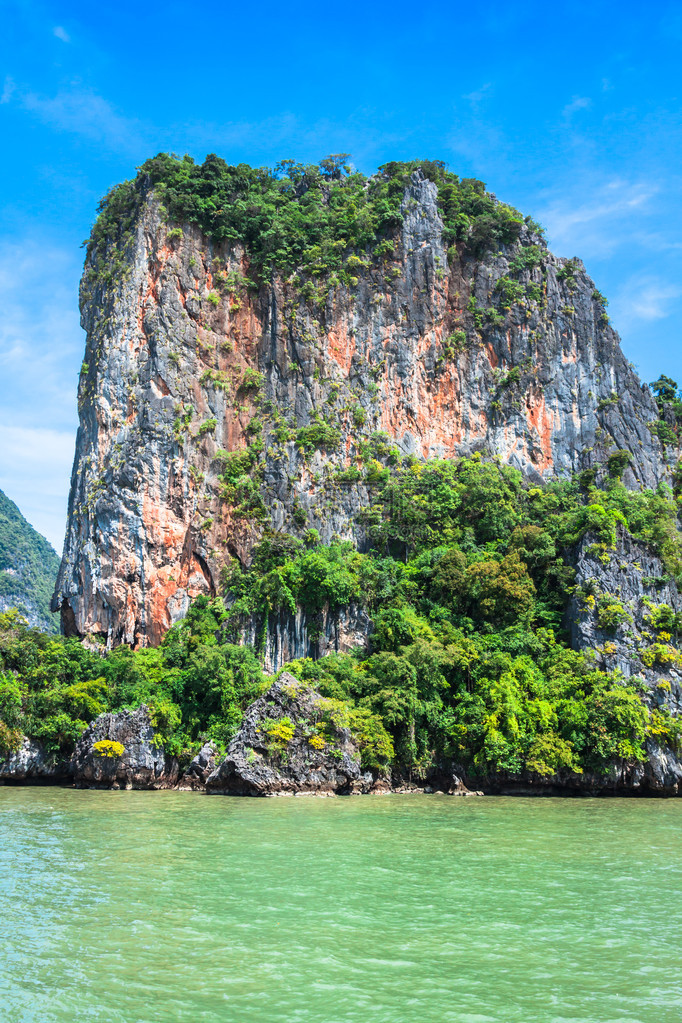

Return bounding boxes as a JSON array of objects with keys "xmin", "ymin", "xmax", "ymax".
[
  {"xmin": 3, "ymin": 81, "xmax": 145, "ymax": 153},
  {"xmin": 612, "ymin": 276, "xmax": 682, "ymax": 324},
  {"xmin": 1, "ymin": 76, "xmax": 15, "ymax": 104},
  {"xmin": 563, "ymin": 95, "xmax": 592, "ymax": 117},
  {"xmin": 53, "ymin": 26, "xmax": 70, "ymax": 43},
  {"xmin": 22, "ymin": 86, "xmax": 144, "ymax": 150},
  {"xmin": 537, "ymin": 179, "xmax": 657, "ymax": 258},
  {"xmin": 0, "ymin": 239, "xmax": 82, "ymax": 426},
  {"xmin": 5, "ymin": 83, "xmax": 408, "ymax": 166},
  {"xmin": 0, "ymin": 425, "xmax": 74, "ymax": 553},
  {"xmin": 463, "ymin": 83, "xmax": 493, "ymax": 112},
  {"xmin": 0, "ymin": 238, "xmax": 81, "ymax": 550}
]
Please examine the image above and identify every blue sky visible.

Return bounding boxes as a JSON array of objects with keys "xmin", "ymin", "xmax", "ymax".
[{"xmin": 1, "ymin": 0, "xmax": 681, "ymax": 552}]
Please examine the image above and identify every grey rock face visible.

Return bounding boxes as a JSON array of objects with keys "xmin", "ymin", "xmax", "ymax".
[
  {"xmin": 53, "ymin": 169, "xmax": 675, "ymax": 648},
  {"xmin": 206, "ymin": 673, "xmax": 373, "ymax": 795},
  {"xmin": 178, "ymin": 741, "xmax": 217, "ymax": 790},
  {"xmin": 0, "ymin": 737, "xmax": 68, "ymax": 783},
  {"xmin": 568, "ymin": 527, "xmax": 682, "ymax": 714},
  {"xmin": 235, "ymin": 604, "xmax": 371, "ymax": 673},
  {"xmin": 70, "ymin": 706, "xmax": 179, "ymax": 789}
]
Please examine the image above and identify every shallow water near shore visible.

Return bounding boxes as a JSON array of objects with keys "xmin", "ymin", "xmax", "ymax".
[{"xmin": 2, "ymin": 790, "xmax": 682, "ymax": 1023}]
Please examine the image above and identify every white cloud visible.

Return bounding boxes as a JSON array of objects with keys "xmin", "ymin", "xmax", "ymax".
[
  {"xmin": 53, "ymin": 26, "xmax": 70, "ymax": 43},
  {"xmin": 8, "ymin": 83, "xmax": 146, "ymax": 153},
  {"xmin": 612, "ymin": 277, "xmax": 682, "ymax": 324},
  {"xmin": 1, "ymin": 76, "xmax": 15, "ymax": 104},
  {"xmin": 0, "ymin": 239, "xmax": 82, "ymax": 429},
  {"xmin": 0, "ymin": 238, "xmax": 82, "ymax": 551},
  {"xmin": 537, "ymin": 179, "xmax": 657, "ymax": 258},
  {"xmin": 0, "ymin": 425, "xmax": 75, "ymax": 553},
  {"xmin": 563, "ymin": 95, "xmax": 592, "ymax": 117},
  {"xmin": 463, "ymin": 84, "xmax": 492, "ymax": 111}
]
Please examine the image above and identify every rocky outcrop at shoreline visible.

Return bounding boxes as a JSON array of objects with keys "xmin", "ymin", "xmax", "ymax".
[
  {"xmin": 70, "ymin": 706, "xmax": 180, "ymax": 789},
  {"xmin": 0, "ymin": 737, "xmax": 69, "ymax": 784},
  {"xmin": 205, "ymin": 673, "xmax": 375, "ymax": 796},
  {"xmin": 2, "ymin": 679, "xmax": 682, "ymax": 796}
]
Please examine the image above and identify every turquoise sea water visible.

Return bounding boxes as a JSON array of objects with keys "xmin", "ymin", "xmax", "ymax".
[{"xmin": 1, "ymin": 790, "xmax": 681, "ymax": 1023}]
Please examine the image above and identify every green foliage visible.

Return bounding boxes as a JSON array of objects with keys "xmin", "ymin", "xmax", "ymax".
[
  {"xmin": 220, "ymin": 454, "xmax": 682, "ymax": 780},
  {"xmin": 225, "ymin": 537, "xmax": 362, "ymax": 629},
  {"xmin": 607, "ymin": 450, "xmax": 631, "ymax": 479},
  {"xmin": 5, "ymin": 414, "xmax": 682, "ymax": 783},
  {"xmin": 642, "ymin": 600, "xmax": 681, "ymax": 634},
  {"xmin": 640, "ymin": 642, "xmax": 680, "ymax": 668},
  {"xmin": 89, "ymin": 154, "xmax": 533, "ymax": 306},
  {"xmin": 215, "ymin": 443, "xmax": 265, "ymax": 518},
  {"xmin": 239, "ymin": 368, "xmax": 264, "ymax": 393},
  {"xmin": 509, "ymin": 245, "xmax": 544, "ymax": 274},
  {"xmin": 296, "ymin": 419, "xmax": 341, "ymax": 453},
  {"xmin": 595, "ymin": 595, "xmax": 632, "ymax": 630},
  {"xmin": 556, "ymin": 258, "xmax": 581, "ymax": 285},
  {"xmin": 197, "ymin": 418, "xmax": 217, "ymax": 437},
  {"xmin": 351, "ymin": 404, "xmax": 367, "ymax": 428},
  {"xmin": 440, "ymin": 329, "xmax": 469, "ymax": 360},
  {"xmin": 261, "ymin": 716, "xmax": 296, "ymax": 749},
  {"xmin": 495, "ymin": 276, "xmax": 525, "ymax": 310},
  {"xmin": 649, "ymin": 376, "xmax": 682, "ymax": 448},
  {"xmin": 0, "ymin": 597, "xmax": 265, "ymax": 761},
  {"xmin": 651, "ymin": 375, "xmax": 679, "ymax": 405},
  {"xmin": 283, "ymin": 629, "xmax": 663, "ymax": 778},
  {"xmin": 597, "ymin": 392, "xmax": 619, "ymax": 412},
  {"xmin": 389, "ymin": 161, "xmax": 524, "ymax": 254}
]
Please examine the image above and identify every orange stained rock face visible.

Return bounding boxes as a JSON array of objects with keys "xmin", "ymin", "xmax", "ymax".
[
  {"xmin": 137, "ymin": 243, "xmax": 172, "ymax": 342},
  {"xmin": 486, "ymin": 343, "xmax": 499, "ymax": 369},
  {"xmin": 326, "ymin": 326, "xmax": 357, "ymax": 375},
  {"xmin": 142, "ymin": 482, "xmax": 188, "ymax": 550},
  {"xmin": 526, "ymin": 392, "xmax": 555, "ymax": 471},
  {"xmin": 428, "ymin": 376, "xmax": 466, "ymax": 452},
  {"xmin": 138, "ymin": 488, "xmax": 214, "ymax": 646}
]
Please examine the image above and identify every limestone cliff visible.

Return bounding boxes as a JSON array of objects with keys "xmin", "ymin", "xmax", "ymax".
[
  {"xmin": 568, "ymin": 527, "xmax": 682, "ymax": 713},
  {"xmin": 52, "ymin": 159, "xmax": 673, "ymax": 646}
]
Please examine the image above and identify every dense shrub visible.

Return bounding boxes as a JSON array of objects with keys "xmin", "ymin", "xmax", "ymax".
[
  {"xmin": 3, "ymin": 453, "xmax": 682, "ymax": 779},
  {"xmin": 87, "ymin": 154, "xmax": 532, "ymax": 296}
]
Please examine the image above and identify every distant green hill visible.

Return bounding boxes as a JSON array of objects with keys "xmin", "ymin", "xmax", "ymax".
[{"xmin": 0, "ymin": 489, "xmax": 60, "ymax": 633}]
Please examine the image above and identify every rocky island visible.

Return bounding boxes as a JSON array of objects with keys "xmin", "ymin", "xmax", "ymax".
[{"xmin": 3, "ymin": 154, "xmax": 682, "ymax": 795}]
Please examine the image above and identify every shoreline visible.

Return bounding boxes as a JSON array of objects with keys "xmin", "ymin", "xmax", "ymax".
[{"xmin": 3, "ymin": 776, "xmax": 682, "ymax": 798}]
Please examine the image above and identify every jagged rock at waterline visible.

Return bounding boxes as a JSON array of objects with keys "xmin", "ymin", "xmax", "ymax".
[{"xmin": 205, "ymin": 674, "xmax": 374, "ymax": 796}]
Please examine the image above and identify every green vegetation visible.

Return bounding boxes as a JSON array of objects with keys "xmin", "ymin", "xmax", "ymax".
[
  {"xmin": 196, "ymin": 418, "xmax": 218, "ymax": 437},
  {"xmin": 5, "ymin": 453, "xmax": 681, "ymax": 777},
  {"xmin": 0, "ymin": 601, "xmax": 265, "ymax": 761},
  {"xmin": 215, "ymin": 443, "xmax": 266, "ymax": 519},
  {"xmin": 87, "ymin": 154, "xmax": 536, "ymax": 300},
  {"xmin": 218, "ymin": 454, "xmax": 682, "ymax": 778},
  {"xmin": 0, "ymin": 489, "xmax": 60, "ymax": 633},
  {"xmin": 296, "ymin": 419, "xmax": 341, "ymax": 453},
  {"xmin": 3, "ymin": 452, "xmax": 682, "ymax": 779}
]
